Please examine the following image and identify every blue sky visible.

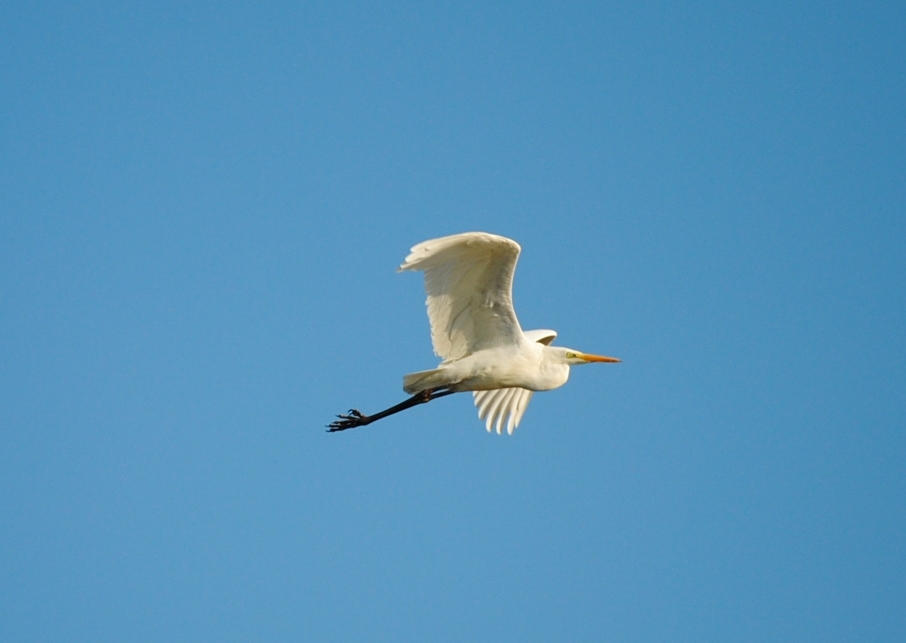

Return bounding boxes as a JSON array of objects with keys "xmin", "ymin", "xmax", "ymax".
[{"xmin": 2, "ymin": 1, "xmax": 904, "ymax": 641}]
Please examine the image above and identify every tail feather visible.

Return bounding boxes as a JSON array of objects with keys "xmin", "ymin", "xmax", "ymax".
[{"xmin": 402, "ymin": 368, "xmax": 449, "ymax": 394}]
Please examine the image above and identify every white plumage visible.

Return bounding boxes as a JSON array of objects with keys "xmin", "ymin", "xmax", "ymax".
[
  {"xmin": 397, "ymin": 232, "xmax": 619, "ymax": 435},
  {"xmin": 399, "ymin": 232, "xmax": 523, "ymax": 361}
]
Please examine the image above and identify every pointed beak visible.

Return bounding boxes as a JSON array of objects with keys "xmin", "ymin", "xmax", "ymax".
[{"xmin": 581, "ymin": 353, "xmax": 621, "ymax": 363}]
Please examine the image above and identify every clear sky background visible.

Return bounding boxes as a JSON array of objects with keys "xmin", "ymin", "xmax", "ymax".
[{"xmin": 2, "ymin": 2, "xmax": 904, "ymax": 641}]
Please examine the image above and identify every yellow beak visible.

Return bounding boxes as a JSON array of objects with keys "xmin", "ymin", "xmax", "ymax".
[{"xmin": 581, "ymin": 353, "xmax": 621, "ymax": 363}]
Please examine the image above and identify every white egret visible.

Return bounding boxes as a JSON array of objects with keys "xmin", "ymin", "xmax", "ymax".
[{"xmin": 329, "ymin": 232, "xmax": 620, "ymax": 434}]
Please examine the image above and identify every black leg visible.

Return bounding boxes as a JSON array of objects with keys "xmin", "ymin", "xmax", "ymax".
[{"xmin": 327, "ymin": 389, "xmax": 456, "ymax": 432}]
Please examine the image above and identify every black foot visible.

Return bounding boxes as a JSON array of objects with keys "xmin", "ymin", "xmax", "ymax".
[
  {"xmin": 327, "ymin": 409, "xmax": 369, "ymax": 432},
  {"xmin": 326, "ymin": 389, "xmax": 455, "ymax": 433}
]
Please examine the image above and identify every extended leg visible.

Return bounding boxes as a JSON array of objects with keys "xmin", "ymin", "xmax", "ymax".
[{"xmin": 327, "ymin": 388, "xmax": 456, "ymax": 432}]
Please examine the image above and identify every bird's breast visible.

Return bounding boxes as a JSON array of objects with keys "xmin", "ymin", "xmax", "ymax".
[{"xmin": 527, "ymin": 362, "xmax": 570, "ymax": 391}]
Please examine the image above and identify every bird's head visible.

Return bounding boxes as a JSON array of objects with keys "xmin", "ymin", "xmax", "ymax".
[{"xmin": 552, "ymin": 346, "xmax": 621, "ymax": 366}]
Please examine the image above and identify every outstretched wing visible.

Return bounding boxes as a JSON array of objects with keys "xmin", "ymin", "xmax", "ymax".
[
  {"xmin": 472, "ymin": 388, "xmax": 534, "ymax": 435},
  {"xmin": 399, "ymin": 232, "xmax": 526, "ymax": 361},
  {"xmin": 470, "ymin": 329, "xmax": 558, "ymax": 435}
]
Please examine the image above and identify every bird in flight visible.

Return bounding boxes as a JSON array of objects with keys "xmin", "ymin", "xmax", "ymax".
[{"xmin": 329, "ymin": 232, "xmax": 620, "ymax": 435}]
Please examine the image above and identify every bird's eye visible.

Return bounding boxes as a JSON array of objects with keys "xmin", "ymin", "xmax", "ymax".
[{"xmin": 566, "ymin": 352, "xmax": 576, "ymax": 358}]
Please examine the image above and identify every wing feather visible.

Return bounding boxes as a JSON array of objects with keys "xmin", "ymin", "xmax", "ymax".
[
  {"xmin": 472, "ymin": 387, "xmax": 535, "ymax": 435},
  {"xmin": 474, "ymin": 389, "xmax": 500, "ymax": 422},
  {"xmin": 512, "ymin": 389, "xmax": 533, "ymax": 430},
  {"xmin": 489, "ymin": 389, "xmax": 514, "ymax": 434},
  {"xmin": 399, "ymin": 232, "xmax": 524, "ymax": 360}
]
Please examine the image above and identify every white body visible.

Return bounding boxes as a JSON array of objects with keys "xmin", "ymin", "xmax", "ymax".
[
  {"xmin": 398, "ymin": 232, "xmax": 618, "ymax": 435},
  {"xmin": 403, "ymin": 340, "xmax": 569, "ymax": 394}
]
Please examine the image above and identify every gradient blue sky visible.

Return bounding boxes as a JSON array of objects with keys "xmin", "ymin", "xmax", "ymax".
[{"xmin": 2, "ymin": 2, "xmax": 904, "ymax": 641}]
